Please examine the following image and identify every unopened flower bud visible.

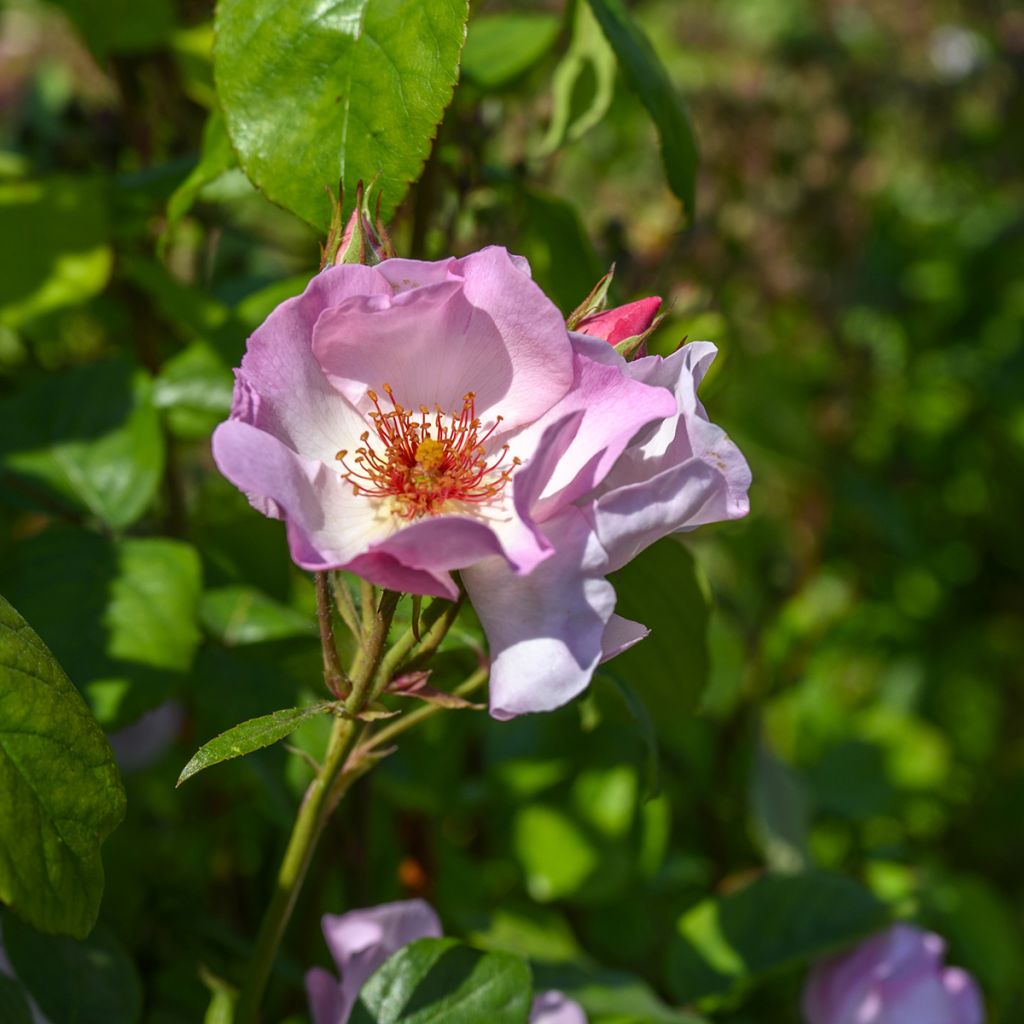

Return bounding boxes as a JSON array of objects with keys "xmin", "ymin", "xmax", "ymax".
[
  {"xmin": 321, "ymin": 180, "xmax": 396, "ymax": 269},
  {"xmin": 576, "ymin": 296, "xmax": 663, "ymax": 359}
]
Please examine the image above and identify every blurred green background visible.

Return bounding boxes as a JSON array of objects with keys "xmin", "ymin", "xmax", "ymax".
[{"xmin": 0, "ymin": 0, "xmax": 1021, "ymax": 1021}]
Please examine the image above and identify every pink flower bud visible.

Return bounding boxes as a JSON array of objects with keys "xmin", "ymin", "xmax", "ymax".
[
  {"xmin": 575, "ymin": 296, "xmax": 662, "ymax": 345},
  {"xmin": 803, "ymin": 924, "xmax": 984, "ymax": 1024}
]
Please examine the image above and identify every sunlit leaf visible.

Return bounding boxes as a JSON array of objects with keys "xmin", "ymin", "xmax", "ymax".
[
  {"xmin": 215, "ymin": 0, "xmax": 470, "ymax": 228},
  {"xmin": 462, "ymin": 13, "xmax": 561, "ymax": 91},
  {"xmin": 177, "ymin": 703, "xmax": 334, "ymax": 786}
]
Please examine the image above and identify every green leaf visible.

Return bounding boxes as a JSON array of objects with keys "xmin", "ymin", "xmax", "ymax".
[
  {"xmin": 537, "ymin": 0, "xmax": 616, "ymax": 155},
  {"xmin": 462, "ymin": 13, "xmax": 561, "ymax": 91},
  {"xmin": 0, "ymin": 595, "xmax": 126, "ymax": 938},
  {"xmin": 214, "ymin": 0, "xmax": 470, "ymax": 229},
  {"xmin": 153, "ymin": 341, "xmax": 234, "ymax": 441},
  {"xmin": 199, "ymin": 585, "xmax": 315, "ymax": 646},
  {"xmin": 0, "ymin": 973, "xmax": 33, "ymax": 1024},
  {"xmin": 665, "ymin": 871, "xmax": 889, "ymax": 1004},
  {"xmin": 350, "ymin": 938, "xmax": 532, "ymax": 1024},
  {"xmin": 0, "ymin": 527, "xmax": 202, "ymax": 728},
  {"xmin": 0, "ymin": 359, "xmax": 164, "ymax": 529},
  {"xmin": 3, "ymin": 915, "xmax": 142, "ymax": 1023},
  {"xmin": 585, "ymin": 0, "xmax": 699, "ymax": 218},
  {"xmin": 532, "ymin": 963, "xmax": 707, "ymax": 1024},
  {"xmin": 177, "ymin": 703, "xmax": 335, "ymax": 786},
  {"xmin": 0, "ymin": 177, "xmax": 111, "ymax": 328},
  {"xmin": 608, "ymin": 539, "xmax": 711, "ymax": 735}
]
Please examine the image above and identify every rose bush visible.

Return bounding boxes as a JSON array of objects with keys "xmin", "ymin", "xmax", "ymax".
[{"xmin": 213, "ymin": 247, "xmax": 749, "ymax": 718}]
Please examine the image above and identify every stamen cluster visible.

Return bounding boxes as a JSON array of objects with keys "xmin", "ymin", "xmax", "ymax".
[{"xmin": 336, "ymin": 386, "xmax": 520, "ymax": 519}]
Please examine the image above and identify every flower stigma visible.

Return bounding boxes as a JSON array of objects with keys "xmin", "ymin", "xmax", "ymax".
[{"xmin": 335, "ymin": 384, "xmax": 520, "ymax": 519}]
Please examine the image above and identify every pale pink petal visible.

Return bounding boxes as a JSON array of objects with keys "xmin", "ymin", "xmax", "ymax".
[
  {"xmin": 943, "ymin": 968, "xmax": 985, "ymax": 1024},
  {"xmin": 576, "ymin": 296, "xmax": 661, "ymax": 344},
  {"xmin": 313, "ymin": 247, "xmax": 572, "ymax": 433},
  {"xmin": 305, "ymin": 966, "xmax": 345, "ymax": 1024},
  {"xmin": 591, "ymin": 458, "xmax": 733, "ymax": 572},
  {"xmin": 344, "ymin": 552, "xmax": 458, "ymax": 601},
  {"xmin": 233, "ymin": 264, "xmax": 389, "ymax": 464},
  {"xmin": 530, "ymin": 990, "xmax": 588, "ymax": 1024},
  {"xmin": 509, "ymin": 335, "xmax": 677, "ymax": 519},
  {"xmin": 463, "ymin": 509, "xmax": 615, "ymax": 719},
  {"xmin": 212, "ymin": 420, "xmax": 391, "ymax": 571},
  {"xmin": 601, "ymin": 615, "xmax": 649, "ymax": 661}
]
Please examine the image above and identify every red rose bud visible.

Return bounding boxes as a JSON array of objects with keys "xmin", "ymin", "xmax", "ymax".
[{"xmin": 576, "ymin": 296, "xmax": 663, "ymax": 358}]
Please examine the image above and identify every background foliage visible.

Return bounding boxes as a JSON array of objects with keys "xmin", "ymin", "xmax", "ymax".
[{"xmin": 0, "ymin": 0, "xmax": 1021, "ymax": 1021}]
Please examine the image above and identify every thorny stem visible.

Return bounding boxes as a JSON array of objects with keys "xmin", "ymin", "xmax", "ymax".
[
  {"xmin": 315, "ymin": 572, "xmax": 350, "ymax": 698},
  {"xmin": 234, "ymin": 586, "xmax": 401, "ymax": 1023},
  {"xmin": 369, "ymin": 593, "xmax": 465, "ymax": 701}
]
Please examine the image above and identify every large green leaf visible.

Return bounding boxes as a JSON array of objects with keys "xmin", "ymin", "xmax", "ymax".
[
  {"xmin": 0, "ymin": 177, "xmax": 111, "ymax": 328},
  {"xmin": 153, "ymin": 341, "xmax": 234, "ymax": 441},
  {"xmin": 3, "ymin": 915, "xmax": 142, "ymax": 1023},
  {"xmin": 0, "ymin": 595, "xmax": 126, "ymax": 938},
  {"xmin": 215, "ymin": 0, "xmax": 470, "ymax": 229},
  {"xmin": 0, "ymin": 359, "xmax": 164, "ymax": 530},
  {"xmin": 666, "ymin": 871, "xmax": 889, "ymax": 1003},
  {"xmin": 350, "ymin": 938, "xmax": 532, "ymax": 1024},
  {"xmin": 0, "ymin": 527, "xmax": 202, "ymax": 728},
  {"xmin": 177, "ymin": 703, "xmax": 334, "ymax": 787},
  {"xmin": 607, "ymin": 539, "xmax": 710, "ymax": 733},
  {"xmin": 586, "ymin": 0, "xmax": 699, "ymax": 218}
]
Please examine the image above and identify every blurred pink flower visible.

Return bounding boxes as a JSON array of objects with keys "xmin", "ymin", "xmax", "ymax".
[
  {"xmin": 305, "ymin": 899, "xmax": 586, "ymax": 1024},
  {"xmin": 214, "ymin": 248, "xmax": 749, "ymax": 718},
  {"xmin": 575, "ymin": 296, "xmax": 662, "ymax": 345},
  {"xmin": 803, "ymin": 924, "xmax": 984, "ymax": 1024}
]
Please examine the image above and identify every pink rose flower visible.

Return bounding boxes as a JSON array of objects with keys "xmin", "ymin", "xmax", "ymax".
[
  {"xmin": 803, "ymin": 924, "xmax": 985, "ymax": 1024},
  {"xmin": 305, "ymin": 899, "xmax": 586, "ymax": 1024},
  {"xmin": 575, "ymin": 296, "xmax": 662, "ymax": 345},
  {"xmin": 213, "ymin": 248, "xmax": 749, "ymax": 718}
]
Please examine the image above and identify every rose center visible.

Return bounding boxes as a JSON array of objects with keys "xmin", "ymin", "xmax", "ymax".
[{"xmin": 335, "ymin": 384, "xmax": 519, "ymax": 519}]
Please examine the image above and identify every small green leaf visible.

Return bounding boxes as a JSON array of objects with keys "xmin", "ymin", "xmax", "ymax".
[
  {"xmin": 350, "ymin": 938, "xmax": 532, "ymax": 1024},
  {"xmin": 0, "ymin": 594, "xmax": 126, "ymax": 938},
  {"xmin": 199, "ymin": 585, "xmax": 315, "ymax": 646},
  {"xmin": 608, "ymin": 538, "xmax": 711, "ymax": 732},
  {"xmin": 0, "ymin": 177, "xmax": 111, "ymax": 328},
  {"xmin": 462, "ymin": 13, "xmax": 561, "ymax": 91},
  {"xmin": 177, "ymin": 703, "xmax": 335, "ymax": 786},
  {"xmin": 537, "ymin": 0, "xmax": 616, "ymax": 155},
  {"xmin": 0, "ymin": 359, "xmax": 164, "ymax": 529},
  {"xmin": 514, "ymin": 804, "xmax": 598, "ymax": 902},
  {"xmin": 666, "ymin": 871, "xmax": 889, "ymax": 1003},
  {"xmin": 154, "ymin": 341, "xmax": 234, "ymax": 441},
  {"xmin": 215, "ymin": 0, "xmax": 470, "ymax": 229},
  {"xmin": 586, "ymin": 0, "xmax": 699, "ymax": 218},
  {"xmin": 3, "ymin": 916, "xmax": 142, "ymax": 1023},
  {"xmin": 750, "ymin": 737, "xmax": 810, "ymax": 873}
]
